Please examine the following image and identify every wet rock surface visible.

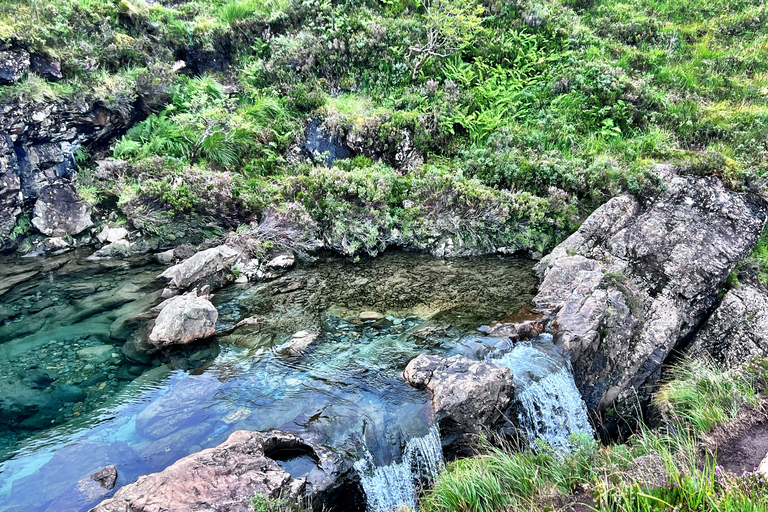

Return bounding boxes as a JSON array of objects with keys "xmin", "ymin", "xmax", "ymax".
[
  {"xmin": 158, "ymin": 244, "xmax": 240, "ymax": 291},
  {"xmin": 91, "ymin": 430, "xmax": 358, "ymax": 512},
  {"xmin": 533, "ymin": 172, "xmax": 767, "ymax": 423},
  {"xmin": 687, "ymin": 279, "xmax": 768, "ymax": 367},
  {"xmin": 148, "ymin": 293, "xmax": 218, "ymax": 347},
  {"xmin": 404, "ymin": 354, "xmax": 515, "ymax": 458}
]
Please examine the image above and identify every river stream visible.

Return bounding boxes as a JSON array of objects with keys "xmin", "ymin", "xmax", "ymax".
[{"xmin": 0, "ymin": 250, "xmax": 539, "ymax": 511}]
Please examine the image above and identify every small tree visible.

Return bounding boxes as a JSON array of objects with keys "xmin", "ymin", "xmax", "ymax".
[{"xmin": 407, "ymin": 0, "xmax": 485, "ymax": 81}]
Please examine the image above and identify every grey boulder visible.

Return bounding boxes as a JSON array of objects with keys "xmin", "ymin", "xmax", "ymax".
[
  {"xmin": 148, "ymin": 294, "xmax": 217, "ymax": 347},
  {"xmin": 31, "ymin": 184, "xmax": 93, "ymax": 237},
  {"xmin": 158, "ymin": 244, "xmax": 240, "ymax": 291},
  {"xmin": 404, "ymin": 354, "xmax": 515, "ymax": 458},
  {"xmin": 533, "ymin": 172, "xmax": 767, "ymax": 418}
]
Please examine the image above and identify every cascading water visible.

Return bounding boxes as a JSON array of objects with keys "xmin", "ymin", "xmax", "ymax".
[
  {"xmin": 355, "ymin": 424, "xmax": 445, "ymax": 512},
  {"xmin": 488, "ymin": 334, "xmax": 594, "ymax": 452}
]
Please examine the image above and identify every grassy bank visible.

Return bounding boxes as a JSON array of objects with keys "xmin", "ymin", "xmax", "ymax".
[
  {"xmin": 4, "ymin": 0, "xmax": 767, "ymax": 255},
  {"xmin": 421, "ymin": 358, "xmax": 768, "ymax": 512}
]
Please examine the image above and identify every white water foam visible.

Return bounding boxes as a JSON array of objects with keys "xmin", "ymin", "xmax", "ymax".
[
  {"xmin": 489, "ymin": 336, "xmax": 594, "ymax": 452},
  {"xmin": 355, "ymin": 424, "xmax": 444, "ymax": 512}
]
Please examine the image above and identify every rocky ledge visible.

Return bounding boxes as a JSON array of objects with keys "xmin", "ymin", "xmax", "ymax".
[
  {"xmin": 532, "ymin": 169, "xmax": 767, "ymax": 428},
  {"xmin": 687, "ymin": 277, "xmax": 768, "ymax": 368},
  {"xmin": 91, "ymin": 429, "xmax": 363, "ymax": 512}
]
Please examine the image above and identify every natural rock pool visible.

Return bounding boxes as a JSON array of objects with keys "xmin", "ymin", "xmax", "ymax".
[{"xmin": 0, "ymin": 251, "xmax": 538, "ymax": 511}]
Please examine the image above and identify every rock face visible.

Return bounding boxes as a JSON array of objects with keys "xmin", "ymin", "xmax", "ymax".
[
  {"xmin": 0, "ymin": 49, "xmax": 30, "ymax": 85},
  {"xmin": 0, "ymin": 134, "xmax": 22, "ymax": 238},
  {"xmin": 533, "ymin": 172, "xmax": 767, "ymax": 419},
  {"xmin": 148, "ymin": 294, "xmax": 217, "ymax": 347},
  {"xmin": 31, "ymin": 184, "xmax": 93, "ymax": 236},
  {"xmin": 404, "ymin": 354, "xmax": 515, "ymax": 458},
  {"xmin": 29, "ymin": 54, "xmax": 63, "ymax": 81},
  {"xmin": 0, "ymin": 69, "xmax": 168, "ymax": 249},
  {"xmin": 158, "ymin": 244, "xmax": 240, "ymax": 291},
  {"xmin": 91, "ymin": 430, "xmax": 359, "ymax": 512},
  {"xmin": 687, "ymin": 280, "xmax": 768, "ymax": 367}
]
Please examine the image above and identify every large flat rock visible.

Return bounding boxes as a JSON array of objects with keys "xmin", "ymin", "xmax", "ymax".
[
  {"xmin": 533, "ymin": 172, "xmax": 767, "ymax": 419},
  {"xmin": 91, "ymin": 430, "xmax": 354, "ymax": 512}
]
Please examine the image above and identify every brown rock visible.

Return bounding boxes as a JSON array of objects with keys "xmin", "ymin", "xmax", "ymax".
[
  {"xmin": 404, "ymin": 354, "xmax": 515, "ymax": 458},
  {"xmin": 91, "ymin": 430, "xmax": 350, "ymax": 512}
]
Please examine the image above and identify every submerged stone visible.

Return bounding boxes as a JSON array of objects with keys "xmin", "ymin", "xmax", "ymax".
[
  {"xmin": 77, "ymin": 345, "xmax": 114, "ymax": 365},
  {"xmin": 359, "ymin": 311, "xmax": 384, "ymax": 322}
]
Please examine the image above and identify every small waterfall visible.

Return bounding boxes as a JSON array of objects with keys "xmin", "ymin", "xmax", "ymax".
[
  {"xmin": 489, "ymin": 335, "xmax": 593, "ymax": 452},
  {"xmin": 355, "ymin": 424, "xmax": 445, "ymax": 512}
]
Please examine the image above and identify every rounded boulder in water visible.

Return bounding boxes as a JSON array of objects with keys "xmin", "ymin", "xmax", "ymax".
[
  {"xmin": 77, "ymin": 345, "xmax": 115, "ymax": 365},
  {"xmin": 54, "ymin": 384, "xmax": 86, "ymax": 403},
  {"xmin": 359, "ymin": 311, "xmax": 384, "ymax": 322}
]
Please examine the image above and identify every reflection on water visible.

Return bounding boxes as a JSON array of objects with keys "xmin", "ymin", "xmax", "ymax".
[{"xmin": 0, "ymin": 251, "xmax": 537, "ymax": 511}]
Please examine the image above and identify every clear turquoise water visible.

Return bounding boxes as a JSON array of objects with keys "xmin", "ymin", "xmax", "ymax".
[{"xmin": 0, "ymin": 251, "xmax": 537, "ymax": 511}]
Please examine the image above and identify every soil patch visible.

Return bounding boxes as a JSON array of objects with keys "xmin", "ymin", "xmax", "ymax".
[
  {"xmin": 705, "ymin": 403, "xmax": 768, "ymax": 474},
  {"xmin": 715, "ymin": 419, "xmax": 768, "ymax": 474},
  {"xmin": 546, "ymin": 490, "xmax": 596, "ymax": 512}
]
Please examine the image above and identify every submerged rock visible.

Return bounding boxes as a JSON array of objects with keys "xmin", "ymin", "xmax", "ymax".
[
  {"xmin": 158, "ymin": 244, "xmax": 239, "ymax": 291},
  {"xmin": 148, "ymin": 294, "xmax": 217, "ymax": 347},
  {"xmin": 687, "ymin": 279, "xmax": 768, "ymax": 367},
  {"xmin": 275, "ymin": 330, "xmax": 319, "ymax": 356},
  {"xmin": 533, "ymin": 172, "xmax": 767, "ymax": 422},
  {"xmin": 91, "ymin": 430, "xmax": 355, "ymax": 512},
  {"xmin": 404, "ymin": 354, "xmax": 515, "ymax": 458},
  {"xmin": 46, "ymin": 465, "xmax": 118, "ymax": 512},
  {"xmin": 77, "ymin": 345, "xmax": 115, "ymax": 365}
]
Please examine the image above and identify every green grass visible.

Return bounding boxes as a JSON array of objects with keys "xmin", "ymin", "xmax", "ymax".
[
  {"xmin": 219, "ymin": 0, "xmax": 288, "ymax": 25},
  {"xmin": 655, "ymin": 359, "xmax": 760, "ymax": 432},
  {"xmin": 251, "ymin": 494, "xmax": 309, "ymax": 512},
  {"xmin": 422, "ymin": 358, "xmax": 768, "ymax": 512},
  {"xmin": 4, "ymin": 0, "xmax": 767, "ymax": 255},
  {"xmin": 749, "ymin": 226, "xmax": 768, "ymax": 286}
]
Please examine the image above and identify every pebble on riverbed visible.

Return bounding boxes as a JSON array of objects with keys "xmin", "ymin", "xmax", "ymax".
[{"xmin": 0, "ymin": 335, "xmax": 151, "ymax": 451}]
